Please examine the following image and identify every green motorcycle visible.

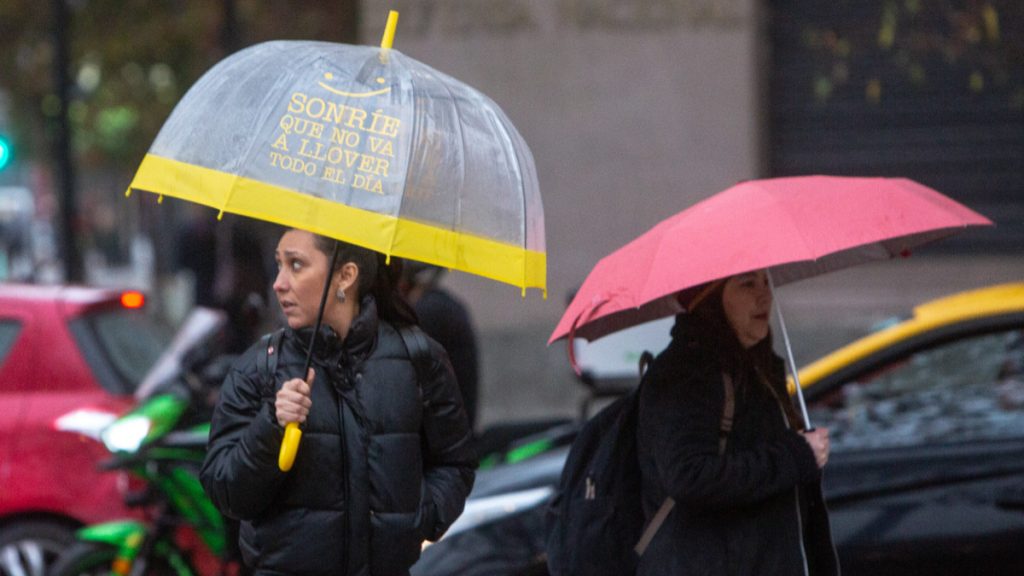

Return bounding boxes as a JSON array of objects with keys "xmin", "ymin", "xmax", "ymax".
[{"xmin": 49, "ymin": 309, "xmax": 244, "ymax": 576}]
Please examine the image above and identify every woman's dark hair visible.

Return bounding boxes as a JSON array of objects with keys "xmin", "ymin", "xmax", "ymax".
[
  {"xmin": 685, "ymin": 280, "xmax": 803, "ymax": 429},
  {"xmin": 311, "ymin": 234, "xmax": 419, "ymax": 327},
  {"xmin": 686, "ymin": 281, "xmax": 761, "ymax": 368}
]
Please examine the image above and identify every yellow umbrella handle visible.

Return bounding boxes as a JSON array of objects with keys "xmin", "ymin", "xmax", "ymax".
[{"xmin": 279, "ymin": 423, "xmax": 302, "ymax": 471}]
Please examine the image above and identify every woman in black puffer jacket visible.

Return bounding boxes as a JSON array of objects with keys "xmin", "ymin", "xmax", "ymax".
[
  {"xmin": 201, "ymin": 229, "xmax": 476, "ymax": 576},
  {"xmin": 636, "ymin": 270, "xmax": 839, "ymax": 576}
]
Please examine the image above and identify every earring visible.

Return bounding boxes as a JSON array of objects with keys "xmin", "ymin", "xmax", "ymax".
[{"xmin": 336, "ymin": 288, "xmax": 346, "ymax": 303}]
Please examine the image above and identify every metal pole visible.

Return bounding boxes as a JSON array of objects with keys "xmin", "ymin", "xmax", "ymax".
[
  {"xmin": 766, "ymin": 268, "xmax": 813, "ymax": 430},
  {"xmin": 52, "ymin": 0, "xmax": 82, "ymax": 283}
]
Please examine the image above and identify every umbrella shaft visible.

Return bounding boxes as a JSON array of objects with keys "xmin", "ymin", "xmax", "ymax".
[
  {"xmin": 303, "ymin": 242, "xmax": 342, "ymax": 378},
  {"xmin": 766, "ymin": 269, "xmax": 813, "ymax": 430}
]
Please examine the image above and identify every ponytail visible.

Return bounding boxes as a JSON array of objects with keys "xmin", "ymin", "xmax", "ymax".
[
  {"xmin": 311, "ymin": 233, "xmax": 419, "ymax": 327},
  {"xmin": 370, "ymin": 252, "xmax": 419, "ymax": 327}
]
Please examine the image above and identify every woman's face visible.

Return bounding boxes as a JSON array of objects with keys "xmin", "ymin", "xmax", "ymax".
[
  {"xmin": 273, "ymin": 230, "xmax": 332, "ymax": 330},
  {"xmin": 722, "ymin": 270, "xmax": 773, "ymax": 349}
]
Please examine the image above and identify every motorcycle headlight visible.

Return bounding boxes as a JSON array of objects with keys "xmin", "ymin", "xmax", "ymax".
[{"xmin": 100, "ymin": 414, "xmax": 153, "ymax": 453}]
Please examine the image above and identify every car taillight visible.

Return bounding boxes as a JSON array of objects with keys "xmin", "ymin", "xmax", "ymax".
[
  {"xmin": 120, "ymin": 291, "xmax": 145, "ymax": 309},
  {"xmin": 116, "ymin": 470, "xmax": 148, "ymax": 499}
]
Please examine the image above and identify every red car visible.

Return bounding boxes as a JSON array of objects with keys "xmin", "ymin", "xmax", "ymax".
[{"xmin": 0, "ymin": 284, "xmax": 173, "ymax": 576}]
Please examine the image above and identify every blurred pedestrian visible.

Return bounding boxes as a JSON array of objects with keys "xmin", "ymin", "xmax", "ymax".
[
  {"xmin": 636, "ymin": 270, "xmax": 839, "ymax": 576},
  {"xmin": 201, "ymin": 228, "xmax": 476, "ymax": 576},
  {"xmin": 176, "ymin": 212, "xmax": 272, "ymax": 353},
  {"xmin": 399, "ymin": 262, "xmax": 480, "ymax": 430},
  {"xmin": 216, "ymin": 220, "xmax": 273, "ymax": 353},
  {"xmin": 175, "ymin": 206, "xmax": 218, "ymax": 308}
]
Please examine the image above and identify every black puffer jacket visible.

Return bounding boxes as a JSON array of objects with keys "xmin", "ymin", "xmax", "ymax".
[
  {"xmin": 636, "ymin": 318, "xmax": 839, "ymax": 576},
  {"xmin": 200, "ymin": 297, "xmax": 476, "ymax": 576}
]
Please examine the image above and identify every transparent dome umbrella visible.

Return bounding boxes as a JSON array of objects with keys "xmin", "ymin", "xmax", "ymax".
[{"xmin": 128, "ymin": 13, "xmax": 545, "ymax": 470}]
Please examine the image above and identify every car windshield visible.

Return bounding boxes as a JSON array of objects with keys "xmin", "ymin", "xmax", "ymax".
[
  {"xmin": 810, "ymin": 326, "xmax": 1024, "ymax": 451},
  {"xmin": 73, "ymin": 307, "xmax": 174, "ymax": 395}
]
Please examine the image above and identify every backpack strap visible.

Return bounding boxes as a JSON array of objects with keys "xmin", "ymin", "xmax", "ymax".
[
  {"xmin": 638, "ymin": 350, "xmax": 655, "ymax": 379},
  {"xmin": 397, "ymin": 325, "xmax": 431, "ymax": 389},
  {"xmin": 634, "ymin": 498, "xmax": 675, "ymax": 556},
  {"xmin": 256, "ymin": 329, "xmax": 285, "ymax": 395},
  {"xmin": 635, "ymin": 371, "xmax": 737, "ymax": 557},
  {"xmin": 718, "ymin": 372, "xmax": 735, "ymax": 455}
]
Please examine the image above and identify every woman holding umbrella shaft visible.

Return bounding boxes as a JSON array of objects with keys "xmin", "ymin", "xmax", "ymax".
[
  {"xmin": 636, "ymin": 270, "xmax": 839, "ymax": 576},
  {"xmin": 200, "ymin": 229, "xmax": 476, "ymax": 576}
]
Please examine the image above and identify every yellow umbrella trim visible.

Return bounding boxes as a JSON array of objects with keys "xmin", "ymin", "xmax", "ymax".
[{"xmin": 128, "ymin": 153, "xmax": 546, "ymax": 294}]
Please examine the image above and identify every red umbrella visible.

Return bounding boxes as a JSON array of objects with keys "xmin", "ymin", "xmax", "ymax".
[{"xmin": 550, "ymin": 175, "xmax": 992, "ymax": 426}]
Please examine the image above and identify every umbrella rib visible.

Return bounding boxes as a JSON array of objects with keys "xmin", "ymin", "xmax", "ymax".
[
  {"xmin": 481, "ymin": 106, "xmax": 528, "ymax": 291},
  {"xmin": 385, "ymin": 53, "xmax": 417, "ymax": 262},
  {"xmin": 401, "ymin": 62, "xmax": 468, "ymax": 267},
  {"xmin": 762, "ymin": 183, "xmax": 819, "ymax": 271},
  {"xmin": 428, "ymin": 64, "xmax": 468, "ymax": 258},
  {"xmin": 381, "ymin": 54, "xmax": 417, "ymax": 262},
  {"xmin": 222, "ymin": 52, "xmax": 311, "ymax": 216}
]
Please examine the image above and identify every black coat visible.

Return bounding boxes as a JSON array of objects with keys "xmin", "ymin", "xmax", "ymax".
[
  {"xmin": 636, "ymin": 319, "xmax": 839, "ymax": 576},
  {"xmin": 414, "ymin": 288, "xmax": 479, "ymax": 429},
  {"xmin": 200, "ymin": 297, "xmax": 476, "ymax": 576}
]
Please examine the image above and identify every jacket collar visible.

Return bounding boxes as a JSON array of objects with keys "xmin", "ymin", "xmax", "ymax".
[
  {"xmin": 286, "ymin": 295, "xmax": 379, "ymax": 363},
  {"xmin": 343, "ymin": 295, "xmax": 379, "ymax": 361},
  {"xmin": 669, "ymin": 313, "xmax": 785, "ymax": 379}
]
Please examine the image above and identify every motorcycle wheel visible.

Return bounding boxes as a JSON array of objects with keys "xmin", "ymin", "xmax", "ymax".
[{"xmin": 48, "ymin": 541, "xmax": 178, "ymax": 576}]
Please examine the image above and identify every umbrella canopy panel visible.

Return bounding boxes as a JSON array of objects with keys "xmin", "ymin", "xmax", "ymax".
[
  {"xmin": 551, "ymin": 176, "xmax": 992, "ymax": 343},
  {"xmin": 130, "ymin": 41, "xmax": 545, "ymax": 292}
]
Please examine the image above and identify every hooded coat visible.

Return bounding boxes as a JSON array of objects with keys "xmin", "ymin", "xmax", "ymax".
[
  {"xmin": 200, "ymin": 297, "xmax": 476, "ymax": 576},
  {"xmin": 635, "ymin": 317, "xmax": 839, "ymax": 576}
]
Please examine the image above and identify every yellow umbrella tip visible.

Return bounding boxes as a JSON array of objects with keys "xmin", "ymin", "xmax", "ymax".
[{"xmin": 381, "ymin": 10, "xmax": 399, "ymax": 50}]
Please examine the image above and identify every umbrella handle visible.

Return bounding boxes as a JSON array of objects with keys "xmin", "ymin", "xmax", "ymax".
[{"xmin": 279, "ymin": 423, "xmax": 302, "ymax": 471}]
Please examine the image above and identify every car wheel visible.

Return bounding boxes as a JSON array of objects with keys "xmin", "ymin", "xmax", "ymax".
[{"xmin": 0, "ymin": 520, "xmax": 76, "ymax": 576}]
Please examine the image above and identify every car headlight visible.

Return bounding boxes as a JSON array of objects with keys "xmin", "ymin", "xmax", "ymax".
[
  {"xmin": 53, "ymin": 408, "xmax": 118, "ymax": 441},
  {"xmin": 100, "ymin": 414, "xmax": 153, "ymax": 453},
  {"xmin": 423, "ymin": 486, "xmax": 554, "ymax": 550}
]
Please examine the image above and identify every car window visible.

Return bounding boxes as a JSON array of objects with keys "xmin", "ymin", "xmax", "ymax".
[
  {"xmin": 0, "ymin": 320, "xmax": 22, "ymax": 370},
  {"xmin": 809, "ymin": 327, "xmax": 1024, "ymax": 452},
  {"xmin": 70, "ymin": 308, "xmax": 173, "ymax": 395}
]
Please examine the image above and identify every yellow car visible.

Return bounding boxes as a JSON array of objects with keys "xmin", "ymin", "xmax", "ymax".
[
  {"xmin": 801, "ymin": 282, "xmax": 1024, "ymax": 389},
  {"xmin": 800, "ymin": 282, "xmax": 1024, "ymax": 576}
]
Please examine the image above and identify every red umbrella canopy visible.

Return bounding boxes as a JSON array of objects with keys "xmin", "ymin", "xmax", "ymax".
[{"xmin": 551, "ymin": 175, "xmax": 992, "ymax": 344}]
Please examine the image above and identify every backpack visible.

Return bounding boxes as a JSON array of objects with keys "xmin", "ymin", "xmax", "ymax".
[
  {"xmin": 256, "ymin": 325, "xmax": 431, "ymax": 394},
  {"xmin": 544, "ymin": 355, "xmax": 735, "ymax": 576}
]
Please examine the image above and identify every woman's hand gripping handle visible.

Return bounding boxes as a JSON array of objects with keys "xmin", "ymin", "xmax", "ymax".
[{"xmin": 277, "ymin": 368, "xmax": 315, "ymax": 471}]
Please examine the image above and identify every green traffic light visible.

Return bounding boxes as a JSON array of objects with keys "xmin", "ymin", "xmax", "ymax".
[{"xmin": 0, "ymin": 136, "xmax": 11, "ymax": 171}]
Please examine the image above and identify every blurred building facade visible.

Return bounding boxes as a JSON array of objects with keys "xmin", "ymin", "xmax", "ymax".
[
  {"xmin": 2, "ymin": 1, "xmax": 1018, "ymax": 426},
  {"xmin": 359, "ymin": 0, "xmax": 1023, "ymax": 426}
]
